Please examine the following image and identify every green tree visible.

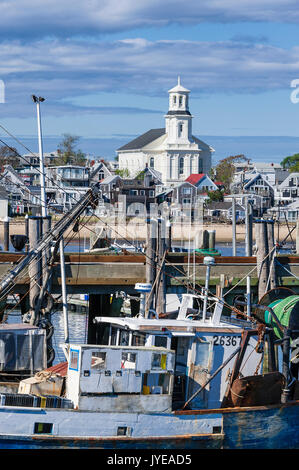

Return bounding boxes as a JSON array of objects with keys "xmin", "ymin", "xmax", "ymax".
[
  {"xmin": 0, "ymin": 145, "xmax": 20, "ymax": 168},
  {"xmin": 281, "ymin": 153, "xmax": 299, "ymax": 172},
  {"xmin": 115, "ymin": 168, "xmax": 130, "ymax": 177},
  {"xmin": 213, "ymin": 154, "xmax": 249, "ymax": 192},
  {"xmin": 206, "ymin": 189, "xmax": 224, "ymax": 203},
  {"xmin": 54, "ymin": 134, "xmax": 87, "ymax": 166}
]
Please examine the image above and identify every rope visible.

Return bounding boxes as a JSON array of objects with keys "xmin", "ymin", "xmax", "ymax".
[{"xmin": 276, "ymin": 259, "xmax": 299, "ymax": 283}]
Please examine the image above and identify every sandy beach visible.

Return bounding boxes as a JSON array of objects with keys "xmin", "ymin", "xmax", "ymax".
[{"xmin": 0, "ymin": 219, "xmax": 295, "ymax": 245}]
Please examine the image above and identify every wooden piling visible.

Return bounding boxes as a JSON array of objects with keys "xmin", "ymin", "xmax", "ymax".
[
  {"xmin": 3, "ymin": 217, "xmax": 9, "ymax": 252},
  {"xmin": 166, "ymin": 219, "xmax": 172, "ymax": 252},
  {"xmin": 208, "ymin": 230, "xmax": 216, "ymax": 251},
  {"xmin": 28, "ymin": 216, "xmax": 42, "ymax": 324},
  {"xmin": 145, "ymin": 217, "xmax": 157, "ymax": 314},
  {"xmin": 267, "ymin": 220, "xmax": 277, "ymax": 290},
  {"xmin": 245, "ymin": 197, "xmax": 253, "ymax": 257},
  {"xmin": 232, "ymin": 198, "xmax": 236, "ymax": 256},
  {"xmin": 202, "ymin": 230, "xmax": 209, "ymax": 250},
  {"xmin": 155, "ymin": 218, "xmax": 166, "ymax": 315},
  {"xmin": 255, "ymin": 220, "xmax": 270, "ymax": 301},
  {"xmin": 25, "ymin": 215, "xmax": 29, "ymax": 252}
]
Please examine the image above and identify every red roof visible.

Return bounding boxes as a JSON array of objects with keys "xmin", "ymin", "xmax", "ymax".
[{"xmin": 185, "ymin": 173, "xmax": 205, "ymax": 185}]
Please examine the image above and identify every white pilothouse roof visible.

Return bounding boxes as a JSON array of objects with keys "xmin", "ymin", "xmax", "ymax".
[
  {"xmin": 94, "ymin": 315, "xmax": 247, "ymax": 335},
  {"xmin": 94, "ymin": 287, "xmax": 253, "ymax": 336}
]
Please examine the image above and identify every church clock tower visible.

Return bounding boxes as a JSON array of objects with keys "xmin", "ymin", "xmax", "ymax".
[
  {"xmin": 117, "ymin": 77, "xmax": 213, "ymax": 184},
  {"xmin": 165, "ymin": 76, "xmax": 193, "ymax": 145}
]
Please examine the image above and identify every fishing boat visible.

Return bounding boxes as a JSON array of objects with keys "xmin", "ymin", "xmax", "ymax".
[
  {"xmin": 0, "ymin": 276, "xmax": 299, "ymax": 449},
  {"xmin": 0, "ymin": 176, "xmax": 298, "ymax": 449}
]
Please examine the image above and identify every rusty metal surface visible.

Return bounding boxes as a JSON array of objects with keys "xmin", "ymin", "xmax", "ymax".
[
  {"xmin": 175, "ymin": 399, "xmax": 299, "ymax": 415},
  {"xmin": 46, "ymin": 361, "xmax": 68, "ymax": 377},
  {"xmin": 0, "ymin": 432, "xmax": 223, "ymax": 449},
  {"xmin": 137, "ymin": 325, "xmax": 243, "ymax": 333}
]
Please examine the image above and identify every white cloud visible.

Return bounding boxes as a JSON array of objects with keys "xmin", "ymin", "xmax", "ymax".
[
  {"xmin": 0, "ymin": 36, "xmax": 298, "ymax": 118},
  {"xmin": 0, "ymin": 0, "xmax": 299, "ymax": 39}
]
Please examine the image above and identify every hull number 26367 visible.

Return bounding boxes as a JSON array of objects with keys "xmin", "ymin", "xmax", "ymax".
[{"xmin": 213, "ymin": 335, "xmax": 241, "ymax": 347}]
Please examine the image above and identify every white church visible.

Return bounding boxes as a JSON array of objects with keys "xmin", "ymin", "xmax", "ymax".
[{"xmin": 117, "ymin": 78, "xmax": 214, "ymax": 185}]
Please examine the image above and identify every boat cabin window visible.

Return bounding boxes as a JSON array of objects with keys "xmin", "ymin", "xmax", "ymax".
[
  {"xmin": 142, "ymin": 372, "xmax": 171, "ymax": 394},
  {"xmin": 34, "ymin": 422, "xmax": 53, "ymax": 434},
  {"xmin": 91, "ymin": 351, "xmax": 106, "ymax": 370},
  {"xmin": 96, "ymin": 322, "xmax": 110, "ymax": 345},
  {"xmin": 110, "ymin": 327, "xmax": 118, "ymax": 345},
  {"xmin": 99, "ymin": 326, "xmax": 146, "ymax": 347},
  {"xmin": 132, "ymin": 331, "xmax": 145, "ymax": 346},
  {"xmin": 120, "ymin": 330, "xmax": 130, "ymax": 346},
  {"xmin": 69, "ymin": 349, "xmax": 79, "ymax": 371},
  {"xmin": 154, "ymin": 336, "xmax": 168, "ymax": 348},
  {"xmin": 152, "ymin": 353, "xmax": 167, "ymax": 370},
  {"xmin": 193, "ymin": 297, "xmax": 201, "ymax": 309},
  {"xmin": 121, "ymin": 352, "xmax": 136, "ymax": 369}
]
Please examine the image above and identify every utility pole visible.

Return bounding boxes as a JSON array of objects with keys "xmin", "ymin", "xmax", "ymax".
[{"xmin": 32, "ymin": 95, "xmax": 47, "ymax": 218}]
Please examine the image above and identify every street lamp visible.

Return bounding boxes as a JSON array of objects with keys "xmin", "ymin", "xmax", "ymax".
[{"xmin": 32, "ymin": 95, "xmax": 47, "ymax": 218}]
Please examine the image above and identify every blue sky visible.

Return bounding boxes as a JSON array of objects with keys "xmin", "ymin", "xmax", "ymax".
[{"xmin": 1, "ymin": 0, "xmax": 299, "ymax": 160}]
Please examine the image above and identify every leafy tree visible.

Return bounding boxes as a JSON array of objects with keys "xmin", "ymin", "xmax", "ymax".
[
  {"xmin": 115, "ymin": 168, "xmax": 130, "ymax": 177},
  {"xmin": 213, "ymin": 154, "xmax": 249, "ymax": 192},
  {"xmin": 0, "ymin": 145, "xmax": 20, "ymax": 168},
  {"xmin": 206, "ymin": 189, "xmax": 224, "ymax": 203},
  {"xmin": 281, "ymin": 153, "xmax": 299, "ymax": 172},
  {"xmin": 54, "ymin": 134, "xmax": 87, "ymax": 166}
]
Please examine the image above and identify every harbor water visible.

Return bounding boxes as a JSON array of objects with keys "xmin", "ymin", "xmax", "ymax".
[{"xmin": 7, "ymin": 308, "xmax": 88, "ymax": 365}]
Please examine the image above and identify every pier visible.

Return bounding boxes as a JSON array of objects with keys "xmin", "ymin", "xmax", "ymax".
[{"xmin": 1, "ymin": 252, "xmax": 299, "ymax": 296}]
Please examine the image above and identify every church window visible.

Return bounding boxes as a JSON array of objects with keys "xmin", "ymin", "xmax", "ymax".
[
  {"xmin": 150, "ymin": 157, "xmax": 154, "ymax": 168},
  {"xmin": 179, "ymin": 157, "xmax": 184, "ymax": 175},
  {"xmin": 198, "ymin": 159, "xmax": 203, "ymax": 173},
  {"xmin": 173, "ymin": 96, "xmax": 177, "ymax": 105},
  {"xmin": 179, "ymin": 96, "xmax": 183, "ymax": 107}
]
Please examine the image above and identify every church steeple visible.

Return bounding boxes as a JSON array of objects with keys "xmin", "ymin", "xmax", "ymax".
[
  {"xmin": 167, "ymin": 76, "xmax": 191, "ymax": 115},
  {"xmin": 165, "ymin": 77, "xmax": 193, "ymax": 144}
]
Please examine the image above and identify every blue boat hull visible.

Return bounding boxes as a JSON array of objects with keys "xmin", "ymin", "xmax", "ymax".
[
  {"xmin": 222, "ymin": 401, "xmax": 299, "ymax": 449},
  {"xmin": 0, "ymin": 401, "xmax": 299, "ymax": 449}
]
